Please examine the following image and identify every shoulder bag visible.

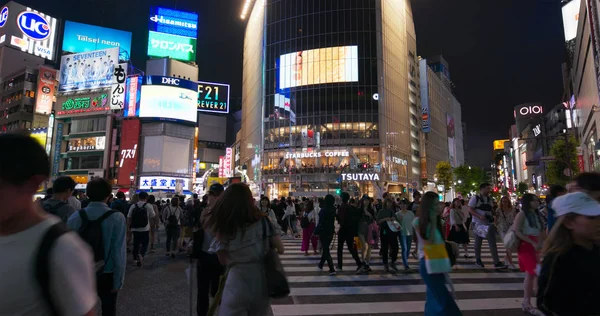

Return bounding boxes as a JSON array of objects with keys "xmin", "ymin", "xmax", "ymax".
[
  {"xmin": 503, "ymin": 228, "xmax": 520, "ymax": 252},
  {"xmin": 261, "ymin": 217, "xmax": 290, "ymax": 298},
  {"xmin": 423, "ymin": 226, "xmax": 452, "ymax": 274}
]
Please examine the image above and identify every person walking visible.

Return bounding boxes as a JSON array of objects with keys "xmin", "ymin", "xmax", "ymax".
[
  {"xmin": 67, "ymin": 178, "xmax": 127, "ymax": 316},
  {"xmin": 537, "ymin": 192, "xmax": 600, "ymax": 316},
  {"xmin": 512, "ymin": 194, "xmax": 545, "ymax": 315},
  {"xmin": 203, "ymin": 183, "xmax": 285, "ymax": 315},
  {"xmin": 545, "ymin": 185, "xmax": 566, "ymax": 232},
  {"xmin": 495, "ymin": 196, "xmax": 517, "ymax": 268},
  {"xmin": 377, "ymin": 198, "xmax": 400, "ymax": 273},
  {"xmin": 413, "ymin": 191, "xmax": 462, "ymax": 316},
  {"xmin": 42, "ymin": 176, "xmax": 77, "ymax": 223},
  {"xmin": 0, "ymin": 134, "xmax": 97, "ymax": 316},
  {"xmin": 163, "ymin": 197, "xmax": 183, "ymax": 258},
  {"xmin": 447, "ymin": 198, "xmax": 471, "ymax": 259},
  {"xmin": 193, "ymin": 183, "xmax": 225, "ymax": 316},
  {"xmin": 300, "ymin": 200, "xmax": 319, "ymax": 255},
  {"xmin": 468, "ymin": 183, "xmax": 507, "ymax": 269},
  {"xmin": 357, "ymin": 196, "xmax": 375, "ymax": 273},
  {"xmin": 336, "ymin": 192, "xmax": 363, "ymax": 272},
  {"xmin": 111, "ymin": 191, "xmax": 129, "ymax": 219},
  {"xmin": 316, "ymin": 194, "xmax": 337, "ymax": 275},
  {"xmin": 410, "ymin": 190, "xmax": 422, "ymax": 259},
  {"xmin": 127, "ymin": 191, "xmax": 155, "ymax": 267},
  {"xmin": 147, "ymin": 195, "xmax": 159, "ymax": 253},
  {"xmin": 396, "ymin": 199, "xmax": 415, "ymax": 270},
  {"xmin": 259, "ymin": 196, "xmax": 278, "ymax": 223},
  {"xmin": 282, "ymin": 198, "xmax": 299, "ymax": 238}
]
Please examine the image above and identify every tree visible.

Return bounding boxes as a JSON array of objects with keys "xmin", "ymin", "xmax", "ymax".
[
  {"xmin": 547, "ymin": 136, "xmax": 579, "ymax": 186},
  {"xmin": 453, "ymin": 164, "xmax": 487, "ymax": 196},
  {"xmin": 435, "ymin": 161, "xmax": 453, "ymax": 198},
  {"xmin": 517, "ymin": 182, "xmax": 529, "ymax": 196}
]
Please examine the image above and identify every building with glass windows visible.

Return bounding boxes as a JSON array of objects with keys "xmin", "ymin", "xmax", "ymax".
[{"xmin": 237, "ymin": 0, "xmax": 420, "ymax": 199}]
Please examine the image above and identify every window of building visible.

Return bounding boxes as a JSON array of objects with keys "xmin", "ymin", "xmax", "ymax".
[
  {"xmin": 70, "ymin": 117, "xmax": 107, "ymax": 134},
  {"xmin": 65, "ymin": 155, "xmax": 103, "ymax": 170}
]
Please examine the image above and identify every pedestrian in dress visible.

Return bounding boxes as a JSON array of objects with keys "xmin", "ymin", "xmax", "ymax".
[
  {"xmin": 300, "ymin": 200, "xmax": 319, "ymax": 255},
  {"xmin": 447, "ymin": 198, "xmax": 470, "ymax": 259},
  {"xmin": 537, "ymin": 192, "xmax": 600, "ymax": 316},
  {"xmin": 512, "ymin": 193, "xmax": 545, "ymax": 315},
  {"xmin": 495, "ymin": 196, "xmax": 516, "ymax": 268}
]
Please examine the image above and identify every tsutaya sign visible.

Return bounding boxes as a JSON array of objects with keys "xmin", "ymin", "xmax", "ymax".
[
  {"xmin": 285, "ymin": 151, "xmax": 349, "ymax": 159},
  {"xmin": 342, "ymin": 173, "xmax": 380, "ymax": 181}
]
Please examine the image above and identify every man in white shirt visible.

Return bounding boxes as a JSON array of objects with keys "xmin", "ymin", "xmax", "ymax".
[
  {"xmin": 0, "ymin": 134, "xmax": 97, "ymax": 316},
  {"xmin": 127, "ymin": 191, "xmax": 155, "ymax": 267}
]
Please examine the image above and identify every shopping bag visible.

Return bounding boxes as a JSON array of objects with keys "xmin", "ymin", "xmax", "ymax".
[
  {"xmin": 261, "ymin": 218, "xmax": 290, "ymax": 299},
  {"xmin": 423, "ymin": 242, "xmax": 452, "ymax": 274},
  {"xmin": 354, "ymin": 236, "xmax": 362, "ymax": 250},
  {"xmin": 503, "ymin": 229, "xmax": 520, "ymax": 252}
]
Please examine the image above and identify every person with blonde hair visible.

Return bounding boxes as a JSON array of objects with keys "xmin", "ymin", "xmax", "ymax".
[{"xmin": 537, "ymin": 192, "xmax": 600, "ymax": 315}]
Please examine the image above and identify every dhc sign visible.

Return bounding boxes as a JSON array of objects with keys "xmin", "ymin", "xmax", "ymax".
[{"xmin": 342, "ymin": 173, "xmax": 381, "ymax": 181}]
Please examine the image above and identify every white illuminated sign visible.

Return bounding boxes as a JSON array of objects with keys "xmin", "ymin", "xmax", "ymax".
[
  {"xmin": 139, "ymin": 176, "xmax": 190, "ymax": 190},
  {"xmin": 285, "ymin": 151, "xmax": 350, "ymax": 159},
  {"xmin": 533, "ymin": 124, "xmax": 542, "ymax": 137},
  {"xmin": 389, "ymin": 156, "xmax": 408, "ymax": 165},
  {"xmin": 519, "ymin": 105, "xmax": 543, "ymax": 116},
  {"xmin": 224, "ymin": 147, "xmax": 233, "ymax": 178},
  {"xmin": 342, "ymin": 173, "xmax": 381, "ymax": 181},
  {"xmin": 120, "ymin": 144, "xmax": 137, "ymax": 167},
  {"xmin": 68, "ymin": 136, "xmax": 106, "ymax": 152}
]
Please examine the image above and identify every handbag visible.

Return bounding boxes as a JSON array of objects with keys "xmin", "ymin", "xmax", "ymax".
[
  {"xmin": 503, "ymin": 229, "xmax": 520, "ymax": 252},
  {"xmin": 386, "ymin": 220, "xmax": 402, "ymax": 233},
  {"xmin": 423, "ymin": 242, "xmax": 452, "ymax": 274},
  {"xmin": 473, "ymin": 222, "xmax": 490, "ymax": 238},
  {"xmin": 354, "ymin": 236, "xmax": 362, "ymax": 250},
  {"xmin": 261, "ymin": 218, "xmax": 290, "ymax": 299}
]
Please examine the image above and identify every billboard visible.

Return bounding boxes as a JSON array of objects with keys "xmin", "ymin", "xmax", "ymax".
[
  {"xmin": 142, "ymin": 135, "xmax": 190, "ymax": 174},
  {"xmin": 30, "ymin": 128, "xmax": 47, "ymax": 147},
  {"xmin": 279, "ymin": 45, "xmax": 359, "ymax": 89},
  {"xmin": 197, "ymin": 81, "xmax": 230, "ymax": 113},
  {"xmin": 62, "ymin": 21, "xmax": 132, "ymax": 58},
  {"xmin": 562, "ymin": 0, "xmax": 580, "ymax": 42},
  {"xmin": 147, "ymin": 31, "xmax": 196, "ymax": 62},
  {"xmin": 0, "ymin": 2, "xmax": 58, "ymax": 60},
  {"xmin": 110, "ymin": 63, "xmax": 127, "ymax": 110},
  {"xmin": 139, "ymin": 176, "xmax": 190, "ymax": 191},
  {"xmin": 149, "ymin": 7, "xmax": 198, "ymax": 38},
  {"xmin": 124, "ymin": 76, "xmax": 142, "ymax": 117},
  {"xmin": 34, "ymin": 66, "xmax": 56, "ymax": 114},
  {"xmin": 447, "ymin": 114, "xmax": 456, "ymax": 167},
  {"xmin": 58, "ymin": 47, "xmax": 120, "ymax": 92},
  {"xmin": 419, "ymin": 59, "xmax": 431, "ymax": 133},
  {"xmin": 57, "ymin": 93, "xmax": 109, "ymax": 116},
  {"xmin": 117, "ymin": 119, "xmax": 140, "ymax": 186},
  {"xmin": 68, "ymin": 136, "xmax": 105, "ymax": 151},
  {"xmin": 493, "ymin": 139, "xmax": 509, "ymax": 151}
]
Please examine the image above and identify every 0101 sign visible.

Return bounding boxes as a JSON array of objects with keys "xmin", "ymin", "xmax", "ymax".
[{"xmin": 197, "ymin": 81, "xmax": 230, "ymax": 114}]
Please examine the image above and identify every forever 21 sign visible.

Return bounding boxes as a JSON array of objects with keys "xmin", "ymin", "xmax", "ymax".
[{"xmin": 197, "ymin": 80, "xmax": 230, "ymax": 114}]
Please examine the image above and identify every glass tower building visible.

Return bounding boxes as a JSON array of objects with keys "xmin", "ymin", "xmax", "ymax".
[{"xmin": 238, "ymin": 0, "xmax": 420, "ymax": 199}]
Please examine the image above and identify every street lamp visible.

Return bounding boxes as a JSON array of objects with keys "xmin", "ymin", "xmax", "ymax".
[
  {"xmin": 129, "ymin": 173, "xmax": 134, "ymax": 188},
  {"xmin": 458, "ymin": 180, "xmax": 462, "ymax": 184}
]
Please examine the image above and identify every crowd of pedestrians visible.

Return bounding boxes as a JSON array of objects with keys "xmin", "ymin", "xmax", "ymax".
[{"xmin": 2, "ymin": 132, "xmax": 600, "ymax": 316}]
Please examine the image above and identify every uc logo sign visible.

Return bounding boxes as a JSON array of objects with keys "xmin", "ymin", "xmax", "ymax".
[
  {"xmin": 0, "ymin": 7, "xmax": 9, "ymax": 28},
  {"xmin": 17, "ymin": 11, "xmax": 50, "ymax": 41}
]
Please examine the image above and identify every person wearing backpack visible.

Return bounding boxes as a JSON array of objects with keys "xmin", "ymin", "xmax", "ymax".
[
  {"xmin": 0, "ymin": 134, "xmax": 97, "ymax": 316},
  {"xmin": 67, "ymin": 178, "xmax": 126, "ymax": 316},
  {"xmin": 42, "ymin": 176, "xmax": 77, "ymax": 222},
  {"xmin": 162, "ymin": 197, "xmax": 182, "ymax": 258},
  {"xmin": 300, "ymin": 200, "xmax": 319, "ymax": 255},
  {"xmin": 127, "ymin": 191, "xmax": 155, "ymax": 267}
]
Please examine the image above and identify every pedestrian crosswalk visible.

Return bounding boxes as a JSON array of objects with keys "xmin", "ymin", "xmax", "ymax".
[{"xmin": 271, "ymin": 238, "xmax": 531, "ymax": 315}]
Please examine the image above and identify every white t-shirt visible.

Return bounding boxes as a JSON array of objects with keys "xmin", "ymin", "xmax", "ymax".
[
  {"xmin": 162, "ymin": 206, "xmax": 182, "ymax": 225},
  {"xmin": 468, "ymin": 195, "xmax": 493, "ymax": 225},
  {"xmin": 0, "ymin": 216, "xmax": 97, "ymax": 316},
  {"xmin": 127, "ymin": 201, "xmax": 156, "ymax": 232}
]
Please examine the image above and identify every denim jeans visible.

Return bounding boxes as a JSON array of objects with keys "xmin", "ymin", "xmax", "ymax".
[
  {"xmin": 419, "ymin": 259, "xmax": 462, "ymax": 316},
  {"xmin": 398, "ymin": 234, "xmax": 413, "ymax": 268},
  {"xmin": 132, "ymin": 231, "xmax": 150, "ymax": 260}
]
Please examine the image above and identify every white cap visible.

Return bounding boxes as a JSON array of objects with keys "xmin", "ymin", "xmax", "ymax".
[{"xmin": 552, "ymin": 192, "xmax": 600, "ymax": 217}]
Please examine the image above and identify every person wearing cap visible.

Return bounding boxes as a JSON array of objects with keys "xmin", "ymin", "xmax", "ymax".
[
  {"xmin": 194, "ymin": 183, "xmax": 225, "ymax": 316},
  {"xmin": 537, "ymin": 192, "xmax": 600, "ymax": 316}
]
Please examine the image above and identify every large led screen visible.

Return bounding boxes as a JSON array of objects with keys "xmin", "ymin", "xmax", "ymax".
[
  {"xmin": 62, "ymin": 21, "xmax": 132, "ymax": 57},
  {"xmin": 562, "ymin": 0, "xmax": 580, "ymax": 41},
  {"xmin": 279, "ymin": 45, "xmax": 359, "ymax": 89},
  {"xmin": 147, "ymin": 31, "xmax": 196, "ymax": 62},
  {"xmin": 138, "ymin": 85, "xmax": 198, "ymax": 123},
  {"xmin": 142, "ymin": 135, "xmax": 190, "ymax": 174}
]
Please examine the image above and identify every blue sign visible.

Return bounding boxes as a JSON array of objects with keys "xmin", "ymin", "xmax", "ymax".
[
  {"xmin": 62, "ymin": 21, "xmax": 132, "ymax": 58},
  {"xmin": 149, "ymin": 7, "xmax": 198, "ymax": 38},
  {"xmin": 17, "ymin": 11, "xmax": 50, "ymax": 40},
  {"xmin": 0, "ymin": 6, "xmax": 8, "ymax": 28},
  {"xmin": 144, "ymin": 76, "xmax": 198, "ymax": 91}
]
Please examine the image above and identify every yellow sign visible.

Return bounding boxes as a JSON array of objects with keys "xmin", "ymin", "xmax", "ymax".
[
  {"xmin": 493, "ymin": 139, "xmax": 509, "ymax": 151},
  {"xmin": 207, "ymin": 177, "xmax": 226, "ymax": 185},
  {"xmin": 31, "ymin": 132, "xmax": 47, "ymax": 147}
]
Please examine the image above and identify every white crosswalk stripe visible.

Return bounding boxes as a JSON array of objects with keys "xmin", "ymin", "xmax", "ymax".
[{"xmin": 271, "ymin": 238, "xmax": 529, "ymax": 315}]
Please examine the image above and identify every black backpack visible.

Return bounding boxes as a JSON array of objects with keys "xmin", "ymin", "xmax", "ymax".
[
  {"xmin": 77, "ymin": 209, "xmax": 117, "ymax": 275},
  {"xmin": 166, "ymin": 207, "xmax": 179, "ymax": 228},
  {"xmin": 131, "ymin": 203, "xmax": 149, "ymax": 229},
  {"xmin": 42, "ymin": 201, "xmax": 67, "ymax": 217},
  {"xmin": 35, "ymin": 222, "xmax": 69, "ymax": 316},
  {"xmin": 300, "ymin": 213, "xmax": 310, "ymax": 228}
]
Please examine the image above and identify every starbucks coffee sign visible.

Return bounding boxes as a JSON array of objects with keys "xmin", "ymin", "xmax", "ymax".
[
  {"xmin": 285, "ymin": 150, "xmax": 349, "ymax": 159},
  {"xmin": 342, "ymin": 173, "xmax": 380, "ymax": 181}
]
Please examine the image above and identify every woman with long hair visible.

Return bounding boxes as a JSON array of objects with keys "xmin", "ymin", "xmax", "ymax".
[
  {"xmin": 537, "ymin": 192, "xmax": 600, "ymax": 315},
  {"xmin": 357, "ymin": 196, "xmax": 375, "ymax": 273},
  {"xmin": 300, "ymin": 200, "xmax": 319, "ymax": 255},
  {"xmin": 203, "ymin": 183, "xmax": 284, "ymax": 315},
  {"xmin": 315, "ymin": 194, "xmax": 337, "ymax": 275},
  {"xmin": 447, "ymin": 198, "xmax": 470, "ymax": 259},
  {"xmin": 512, "ymin": 193, "xmax": 545, "ymax": 315},
  {"xmin": 495, "ymin": 196, "xmax": 516, "ymax": 268},
  {"xmin": 259, "ymin": 196, "xmax": 278, "ymax": 223},
  {"xmin": 413, "ymin": 192, "xmax": 462, "ymax": 315}
]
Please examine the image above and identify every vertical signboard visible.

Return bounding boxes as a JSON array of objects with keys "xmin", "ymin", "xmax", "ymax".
[
  {"xmin": 124, "ymin": 76, "xmax": 141, "ymax": 117},
  {"xmin": 419, "ymin": 59, "xmax": 431, "ymax": 133},
  {"xmin": 218, "ymin": 156, "xmax": 225, "ymax": 178},
  {"xmin": 51, "ymin": 122, "xmax": 63, "ymax": 179},
  {"xmin": 110, "ymin": 63, "xmax": 127, "ymax": 110},
  {"xmin": 35, "ymin": 66, "xmax": 57, "ymax": 114},
  {"xmin": 224, "ymin": 147, "xmax": 233, "ymax": 177},
  {"xmin": 192, "ymin": 127, "xmax": 198, "ymax": 184},
  {"xmin": 446, "ymin": 114, "xmax": 456, "ymax": 167},
  {"xmin": 117, "ymin": 119, "xmax": 141, "ymax": 186}
]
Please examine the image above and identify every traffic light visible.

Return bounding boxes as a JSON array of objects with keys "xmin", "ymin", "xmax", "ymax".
[
  {"xmin": 336, "ymin": 189, "xmax": 341, "ymax": 195},
  {"xmin": 493, "ymin": 187, "xmax": 499, "ymax": 193}
]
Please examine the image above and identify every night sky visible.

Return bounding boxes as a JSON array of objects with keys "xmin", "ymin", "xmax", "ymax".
[{"xmin": 24, "ymin": 0, "xmax": 565, "ymax": 167}]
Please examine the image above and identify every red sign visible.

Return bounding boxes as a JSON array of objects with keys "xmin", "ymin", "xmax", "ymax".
[
  {"xmin": 579, "ymin": 154, "xmax": 586, "ymax": 172},
  {"xmin": 35, "ymin": 66, "xmax": 57, "ymax": 114},
  {"xmin": 117, "ymin": 119, "xmax": 141, "ymax": 186}
]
